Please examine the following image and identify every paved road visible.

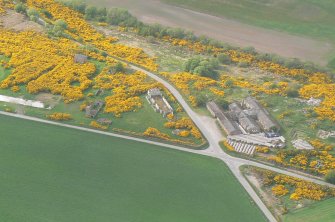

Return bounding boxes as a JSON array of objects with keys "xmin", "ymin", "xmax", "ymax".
[{"xmin": 2, "ymin": 64, "xmax": 334, "ymax": 222}]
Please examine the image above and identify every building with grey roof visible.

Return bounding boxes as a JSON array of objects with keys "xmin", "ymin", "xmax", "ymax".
[
  {"xmin": 207, "ymin": 101, "xmax": 242, "ymax": 136},
  {"xmin": 206, "ymin": 101, "xmax": 222, "ymax": 118},
  {"xmin": 243, "ymin": 97, "xmax": 279, "ymax": 132},
  {"xmin": 216, "ymin": 112, "xmax": 242, "ymax": 136},
  {"xmin": 238, "ymin": 112, "xmax": 261, "ymax": 134}
]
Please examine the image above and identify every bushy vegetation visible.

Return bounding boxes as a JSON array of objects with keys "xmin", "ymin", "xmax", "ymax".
[{"xmin": 183, "ymin": 56, "xmax": 219, "ymax": 79}]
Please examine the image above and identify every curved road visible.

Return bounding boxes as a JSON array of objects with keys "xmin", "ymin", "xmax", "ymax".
[{"xmin": 1, "ymin": 64, "xmax": 334, "ymax": 222}]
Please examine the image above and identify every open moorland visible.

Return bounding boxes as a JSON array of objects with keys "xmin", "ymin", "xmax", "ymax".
[{"xmin": 0, "ymin": 114, "xmax": 266, "ymax": 222}]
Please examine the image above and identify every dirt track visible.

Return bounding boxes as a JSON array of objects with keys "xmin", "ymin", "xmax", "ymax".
[{"xmin": 90, "ymin": 0, "xmax": 333, "ymax": 65}]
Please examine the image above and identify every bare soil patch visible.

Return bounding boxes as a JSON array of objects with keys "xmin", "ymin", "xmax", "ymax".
[
  {"xmin": 89, "ymin": 0, "xmax": 333, "ymax": 65},
  {"xmin": 0, "ymin": 10, "xmax": 43, "ymax": 32},
  {"xmin": 35, "ymin": 93, "xmax": 61, "ymax": 108}
]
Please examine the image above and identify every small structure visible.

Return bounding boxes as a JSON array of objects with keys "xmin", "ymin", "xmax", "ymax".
[
  {"xmin": 85, "ymin": 101, "xmax": 104, "ymax": 118},
  {"xmin": 146, "ymin": 88, "xmax": 173, "ymax": 117},
  {"xmin": 318, "ymin": 130, "xmax": 335, "ymax": 139},
  {"xmin": 74, "ymin": 54, "xmax": 88, "ymax": 64},
  {"xmin": 97, "ymin": 118, "xmax": 112, "ymax": 125},
  {"xmin": 292, "ymin": 139, "xmax": 314, "ymax": 150},
  {"xmin": 95, "ymin": 89, "xmax": 104, "ymax": 96},
  {"xmin": 306, "ymin": 97, "xmax": 322, "ymax": 106},
  {"xmin": 172, "ymin": 129, "xmax": 181, "ymax": 135}
]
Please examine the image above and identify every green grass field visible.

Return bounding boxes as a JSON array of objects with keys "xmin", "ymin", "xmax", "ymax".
[
  {"xmin": 0, "ymin": 114, "xmax": 266, "ymax": 222},
  {"xmin": 162, "ymin": 0, "xmax": 335, "ymax": 43},
  {"xmin": 284, "ymin": 198, "xmax": 335, "ymax": 222}
]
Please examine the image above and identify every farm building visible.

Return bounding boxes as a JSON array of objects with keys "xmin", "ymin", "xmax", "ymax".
[
  {"xmin": 228, "ymin": 101, "xmax": 260, "ymax": 134},
  {"xmin": 243, "ymin": 97, "xmax": 280, "ymax": 132},
  {"xmin": 238, "ymin": 112, "xmax": 261, "ymax": 134},
  {"xmin": 74, "ymin": 54, "xmax": 88, "ymax": 64},
  {"xmin": 146, "ymin": 88, "xmax": 173, "ymax": 117},
  {"xmin": 97, "ymin": 118, "xmax": 112, "ymax": 125},
  {"xmin": 207, "ymin": 101, "xmax": 242, "ymax": 136},
  {"xmin": 85, "ymin": 101, "xmax": 104, "ymax": 118}
]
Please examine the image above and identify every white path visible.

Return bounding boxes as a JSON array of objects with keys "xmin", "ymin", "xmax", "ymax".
[
  {"xmin": 0, "ymin": 95, "xmax": 45, "ymax": 108},
  {"xmin": 1, "ymin": 64, "xmax": 334, "ymax": 222}
]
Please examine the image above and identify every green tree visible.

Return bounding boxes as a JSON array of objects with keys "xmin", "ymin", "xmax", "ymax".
[
  {"xmin": 27, "ymin": 8, "xmax": 39, "ymax": 22},
  {"xmin": 224, "ymin": 79, "xmax": 234, "ymax": 88},
  {"xmin": 85, "ymin": 6, "xmax": 97, "ymax": 20},
  {"xmin": 195, "ymin": 92, "xmax": 208, "ymax": 107},
  {"xmin": 184, "ymin": 56, "xmax": 219, "ymax": 79},
  {"xmin": 52, "ymin": 19, "xmax": 68, "ymax": 37},
  {"xmin": 114, "ymin": 62, "xmax": 125, "ymax": 73},
  {"xmin": 14, "ymin": 3, "xmax": 27, "ymax": 14},
  {"xmin": 217, "ymin": 53, "xmax": 231, "ymax": 64}
]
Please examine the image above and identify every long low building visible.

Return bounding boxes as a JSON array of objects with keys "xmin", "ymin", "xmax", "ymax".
[{"xmin": 207, "ymin": 101, "xmax": 242, "ymax": 136}]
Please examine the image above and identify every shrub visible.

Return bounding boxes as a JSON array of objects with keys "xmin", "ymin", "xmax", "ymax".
[
  {"xmin": 15, "ymin": 3, "xmax": 26, "ymax": 14},
  {"xmin": 217, "ymin": 53, "xmax": 231, "ymax": 64}
]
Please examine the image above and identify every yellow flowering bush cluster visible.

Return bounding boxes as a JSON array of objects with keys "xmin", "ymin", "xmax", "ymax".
[
  {"xmin": 161, "ymin": 72, "xmax": 217, "ymax": 95},
  {"xmin": 27, "ymin": 0, "xmax": 113, "ymax": 42},
  {"xmin": 209, "ymin": 87, "xmax": 225, "ymax": 96},
  {"xmin": 47, "ymin": 112, "xmax": 72, "ymax": 121},
  {"xmin": 223, "ymin": 140, "xmax": 235, "ymax": 151},
  {"xmin": 254, "ymin": 168, "xmax": 335, "ymax": 201},
  {"xmin": 27, "ymin": 0, "xmax": 158, "ymax": 71},
  {"xmin": 309, "ymin": 139, "xmax": 333, "ymax": 151},
  {"xmin": 299, "ymin": 83, "xmax": 335, "ymax": 121},
  {"xmin": 271, "ymin": 185, "xmax": 289, "ymax": 197},
  {"xmin": 164, "ymin": 117, "xmax": 202, "ymax": 140},
  {"xmin": 160, "ymin": 72, "xmax": 223, "ymax": 106},
  {"xmin": 256, "ymin": 146, "xmax": 270, "ymax": 153},
  {"xmin": 113, "ymin": 128, "xmax": 202, "ymax": 147},
  {"xmin": 94, "ymin": 69, "xmax": 159, "ymax": 117},
  {"xmin": 267, "ymin": 144, "xmax": 335, "ymax": 175},
  {"xmin": 143, "ymin": 127, "xmax": 170, "ymax": 140},
  {"xmin": 0, "ymin": 30, "xmax": 96, "ymax": 103},
  {"xmin": 0, "ymin": 0, "xmax": 14, "ymax": 14},
  {"xmin": 90, "ymin": 121, "xmax": 108, "ymax": 130},
  {"xmin": 233, "ymin": 78, "xmax": 289, "ymax": 96}
]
